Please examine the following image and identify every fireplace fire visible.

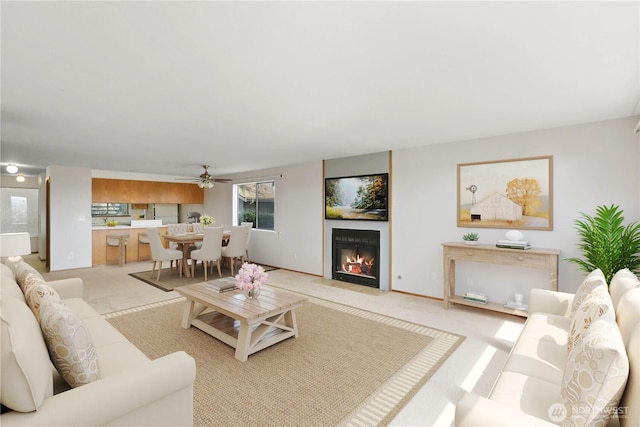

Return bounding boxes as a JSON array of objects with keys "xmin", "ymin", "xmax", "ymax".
[{"xmin": 332, "ymin": 228, "xmax": 380, "ymax": 288}]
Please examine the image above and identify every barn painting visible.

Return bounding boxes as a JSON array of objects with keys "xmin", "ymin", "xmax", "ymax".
[{"xmin": 458, "ymin": 156, "xmax": 553, "ymax": 230}]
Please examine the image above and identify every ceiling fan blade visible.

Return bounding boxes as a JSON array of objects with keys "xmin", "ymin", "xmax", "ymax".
[{"xmin": 213, "ymin": 178, "xmax": 233, "ymax": 183}]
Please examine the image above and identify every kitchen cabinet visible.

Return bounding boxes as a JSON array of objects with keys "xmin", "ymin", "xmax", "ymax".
[
  {"xmin": 92, "ymin": 178, "xmax": 204, "ymax": 204},
  {"xmin": 92, "ymin": 226, "xmax": 168, "ymax": 266}
]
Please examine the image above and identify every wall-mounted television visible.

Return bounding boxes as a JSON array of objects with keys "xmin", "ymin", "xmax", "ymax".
[{"xmin": 325, "ymin": 173, "xmax": 388, "ymax": 221}]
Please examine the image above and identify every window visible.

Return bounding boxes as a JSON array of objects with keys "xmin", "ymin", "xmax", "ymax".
[
  {"xmin": 234, "ymin": 181, "xmax": 275, "ymax": 230},
  {"xmin": 0, "ymin": 188, "xmax": 38, "ymax": 236}
]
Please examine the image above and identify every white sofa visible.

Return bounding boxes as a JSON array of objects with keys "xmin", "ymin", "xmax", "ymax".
[
  {"xmin": 1, "ymin": 259, "xmax": 196, "ymax": 426},
  {"xmin": 455, "ymin": 268, "xmax": 639, "ymax": 427}
]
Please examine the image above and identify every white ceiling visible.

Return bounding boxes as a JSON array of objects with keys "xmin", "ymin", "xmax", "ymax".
[{"xmin": 1, "ymin": 1, "xmax": 639, "ymax": 180}]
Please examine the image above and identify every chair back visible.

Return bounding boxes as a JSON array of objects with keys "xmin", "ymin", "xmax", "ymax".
[
  {"xmin": 224, "ymin": 225, "xmax": 250, "ymax": 257},
  {"xmin": 241, "ymin": 222, "xmax": 253, "ymax": 251},
  {"xmin": 198, "ymin": 227, "xmax": 224, "ymax": 260},
  {"xmin": 146, "ymin": 227, "xmax": 165, "ymax": 258},
  {"xmin": 166, "ymin": 223, "xmax": 187, "ymax": 249}
]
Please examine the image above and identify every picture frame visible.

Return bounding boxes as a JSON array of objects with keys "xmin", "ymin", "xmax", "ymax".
[
  {"xmin": 457, "ymin": 156, "xmax": 553, "ymax": 230},
  {"xmin": 325, "ymin": 173, "xmax": 388, "ymax": 221}
]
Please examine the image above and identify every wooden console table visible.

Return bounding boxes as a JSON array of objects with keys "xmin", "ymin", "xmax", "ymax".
[{"xmin": 442, "ymin": 242, "xmax": 560, "ymax": 317}]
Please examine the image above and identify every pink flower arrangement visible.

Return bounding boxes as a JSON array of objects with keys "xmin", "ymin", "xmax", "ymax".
[{"xmin": 235, "ymin": 263, "xmax": 268, "ymax": 292}]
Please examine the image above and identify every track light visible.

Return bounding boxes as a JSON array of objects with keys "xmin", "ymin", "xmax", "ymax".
[
  {"xmin": 6, "ymin": 164, "xmax": 18, "ymax": 174},
  {"xmin": 16, "ymin": 174, "xmax": 25, "ymax": 183}
]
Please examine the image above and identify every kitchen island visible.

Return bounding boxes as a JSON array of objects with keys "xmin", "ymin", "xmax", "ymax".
[{"xmin": 92, "ymin": 225, "xmax": 168, "ymax": 266}]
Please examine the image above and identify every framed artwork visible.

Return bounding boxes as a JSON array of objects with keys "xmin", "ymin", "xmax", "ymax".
[
  {"xmin": 325, "ymin": 173, "xmax": 388, "ymax": 221},
  {"xmin": 457, "ymin": 156, "xmax": 553, "ymax": 230}
]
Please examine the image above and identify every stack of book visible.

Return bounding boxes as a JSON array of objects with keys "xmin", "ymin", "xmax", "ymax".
[
  {"xmin": 496, "ymin": 240, "xmax": 532, "ymax": 250},
  {"xmin": 205, "ymin": 277, "xmax": 237, "ymax": 293},
  {"xmin": 463, "ymin": 291, "xmax": 488, "ymax": 304}
]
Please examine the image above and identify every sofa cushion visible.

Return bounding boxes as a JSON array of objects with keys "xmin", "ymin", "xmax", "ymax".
[
  {"xmin": 562, "ymin": 315, "xmax": 629, "ymax": 427},
  {"xmin": 502, "ymin": 335, "xmax": 567, "ymax": 385},
  {"xmin": 570, "ymin": 269, "xmax": 606, "ymax": 317},
  {"xmin": 40, "ymin": 297, "xmax": 101, "ymax": 388},
  {"xmin": 0, "ymin": 295, "xmax": 54, "ymax": 412},
  {"xmin": 609, "ymin": 268, "xmax": 639, "ymax": 312},
  {"xmin": 1, "ymin": 264, "xmax": 25, "ymax": 302},
  {"xmin": 615, "ymin": 287, "xmax": 640, "ymax": 347},
  {"xmin": 567, "ymin": 286, "xmax": 613, "ymax": 354},
  {"xmin": 489, "ymin": 371, "xmax": 562, "ymax": 423}
]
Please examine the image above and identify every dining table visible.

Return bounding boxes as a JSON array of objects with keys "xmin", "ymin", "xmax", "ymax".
[{"xmin": 163, "ymin": 231, "xmax": 231, "ymax": 278}]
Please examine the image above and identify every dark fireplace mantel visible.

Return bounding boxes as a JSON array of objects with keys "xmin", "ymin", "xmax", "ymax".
[{"xmin": 332, "ymin": 228, "xmax": 380, "ymax": 288}]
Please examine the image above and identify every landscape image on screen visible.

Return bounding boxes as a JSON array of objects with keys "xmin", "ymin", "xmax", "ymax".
[{"xmin": 325, "ymin": 173, "xmax": 388, "ymax": 221}]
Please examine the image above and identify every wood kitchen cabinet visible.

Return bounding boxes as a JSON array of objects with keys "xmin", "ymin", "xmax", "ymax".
[{"xmin": 92, "ymin": 178, "xmax": 204, "ymax": 204}]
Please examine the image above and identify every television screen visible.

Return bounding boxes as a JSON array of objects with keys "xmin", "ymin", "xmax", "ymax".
[{"xmin": 325, "ymin": 173, "xmax": 388, "ymax": 221}]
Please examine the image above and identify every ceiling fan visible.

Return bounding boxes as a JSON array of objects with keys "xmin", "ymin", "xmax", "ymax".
[{"xmin": 176, "ymin": 165, "xmax": 232, "ymax": 188}]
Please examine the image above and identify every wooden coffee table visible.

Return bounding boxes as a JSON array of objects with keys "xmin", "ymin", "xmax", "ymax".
[{"xmin": 174, "ymin": 282, "xmax": 307, "ymax": 361}]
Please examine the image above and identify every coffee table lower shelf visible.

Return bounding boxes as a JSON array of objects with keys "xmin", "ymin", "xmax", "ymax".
[
  {"xmin": 449, "ymin": 295, "xmax": 528, "ymax": 318},
  {"xmin": 190, "ymin": 309, "xmax": 299, "ymax": 361}
]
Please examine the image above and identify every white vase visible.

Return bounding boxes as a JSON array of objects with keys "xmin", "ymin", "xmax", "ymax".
[{"xmin": 464, "ymin": 241, "xmax": 478, "ymax": 246}]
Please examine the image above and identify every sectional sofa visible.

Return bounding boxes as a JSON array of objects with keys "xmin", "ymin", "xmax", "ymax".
[
  {"xmin": 1, "ymin": 258, "xmax": 196, "ymax": 426},
  {"xmin": 455, "ymin": 268, "xmax": 639, "ymax": 426}
]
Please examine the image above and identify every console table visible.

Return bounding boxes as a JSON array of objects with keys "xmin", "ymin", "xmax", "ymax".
[{"xmin": 442, "ymin": 242, "xmax": 560, "ymax": 317}]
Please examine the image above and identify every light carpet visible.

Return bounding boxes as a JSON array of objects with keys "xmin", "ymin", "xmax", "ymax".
[{"xmin": 105, "ymin": 293, "xmax": 464, "ymax": 426}]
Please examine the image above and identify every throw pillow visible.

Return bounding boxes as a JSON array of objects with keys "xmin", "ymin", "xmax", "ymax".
[
  {"xmin": 1, "ymin": 296, "xmax": 54, "ymax": 412},
  {"xmin": 567, "ymin": 286, "xmax": 614, "ymax": 354},
  {"xmin": 25, "ymin": 281, "xmax": 61, "ymax": 323},
  {"xmin": 14, "ymin": 261, "xmax": 44, "ymax": 289},
  {"xmin": 609, "ymin": 268, "xmax": 640, "ymax": 310},
  {"xmin": 570, "ymin": 269, "xmax": 606, "ymax": 317},
  {"xmin": 561, "ymin": 316, "xmax": 629, "ymax": 427},
  {"xmin": 40, "ymin": 298, "xmax": 101, "ymax": 388}
]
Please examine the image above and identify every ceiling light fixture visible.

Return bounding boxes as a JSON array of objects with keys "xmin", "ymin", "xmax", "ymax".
[
  {"xmin": 6, "ymin": 164, "xmax": 18, "ymax": 174},
  {"xmin": 198, "ymin": 180, "xmax": 214, "ymax": 189},
  {"xmin": 16, "ymin": 174, "xmax": 25, "ymax": 183}
]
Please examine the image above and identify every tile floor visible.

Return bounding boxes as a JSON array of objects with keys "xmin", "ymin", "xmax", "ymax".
[{"xmin": 34, "ymin": 255, "xmax": 525, "ymax": 427}]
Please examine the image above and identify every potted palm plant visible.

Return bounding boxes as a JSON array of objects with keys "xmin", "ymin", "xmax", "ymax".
[{"xmin": 565, "ymin": 204, "xmax": 640, "ymax": 284}]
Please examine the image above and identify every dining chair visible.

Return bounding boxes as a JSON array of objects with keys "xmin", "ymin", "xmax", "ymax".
[
  {"xmin": 241, "ymin": 221, "xmax": 253, "ymax": 262},
  {"xmin": 221, "ymin": 225, "xmax": 251, "ymax": 276},
  {"xmin": 190, "ymin": 226, "xmax": 224, "ymax": 281},
  {"xmin": 147, "ymin": 227, "xmax": 183, "ymax": 281},
  {"xmin": 166, "ymin": 223, "xmax": 188, "ymax": 250}
]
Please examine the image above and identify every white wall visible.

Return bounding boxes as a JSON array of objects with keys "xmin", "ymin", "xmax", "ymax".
[
  {"xmin": 203, "ymin": 161, "xmax": 324, "ymax": 275},
  {"xmin": 48, "ymin": 165, "xmax": 93, "ymax": 271},
  {"xmin": 392, "ymin": 116, "xmax": 640, "ymax": 302}
]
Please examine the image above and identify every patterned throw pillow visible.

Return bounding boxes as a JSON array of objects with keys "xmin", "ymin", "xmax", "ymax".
[
  {"xmin": 570, "ymin": 269, "xmax": 606, "ymax": 317},
  {"xmin": 39, "ymin": 298, "xmax": 101, "ymax": 388},
  {"xmin": 562, "ymin": 316, "xmax": 629, "ymax": 427},
  {"xmin": 14, "ymin": 261, "xmax": 44, "ymax": 289},
  {"xmin": 567, "ymin": 286, "xmax": 614, "ymax": 354},
  {"xmin": 25, "ymin": 282, "xmax": 61, "ymax": 323}
]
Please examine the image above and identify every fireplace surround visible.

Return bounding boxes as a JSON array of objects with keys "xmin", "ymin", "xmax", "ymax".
[{"xmin": 332, "ymin": 228, "xmax": 380, "ymax": 288}]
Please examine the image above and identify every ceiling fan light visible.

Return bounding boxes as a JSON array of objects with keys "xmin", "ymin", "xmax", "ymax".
[
  {"xmin": 198, "ymin": 181, "xmax": 205, "ymax": 188},
  {"xmin": 6, "ymin": 164, "xmax": 18, "ymax": 174},
  {"xmin": 16, "ymin": 174, "xmax": 25, "ymax": 183}
]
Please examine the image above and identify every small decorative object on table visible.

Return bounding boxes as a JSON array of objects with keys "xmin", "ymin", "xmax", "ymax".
[
  {"xmin": 199, "ymin": 214, "xmax": 215, "ymax": 226},
  {"xmin": 235, "ymin": 263, "xmax": 268, "ymax": 300},
  {"xmin": 462, "ymin": 232, "xmax": 479, "ymax": 245},
  {"xmin": 106, "ymin": 220, "xmax": 118, "ymax": 227}
]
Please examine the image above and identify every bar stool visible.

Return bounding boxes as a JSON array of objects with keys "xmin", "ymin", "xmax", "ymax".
[
  {"xmin": 138, "ymin": 232, "xmax": 150, "ymax": 261},
  {"xmin": 106, "ymin": 232, "xmax": 129, "ymax": 267}
]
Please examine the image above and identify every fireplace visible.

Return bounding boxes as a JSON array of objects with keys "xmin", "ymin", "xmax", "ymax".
[{"xmin": 332, "ymin": 228, "xmax": 380, "ymax": 288}]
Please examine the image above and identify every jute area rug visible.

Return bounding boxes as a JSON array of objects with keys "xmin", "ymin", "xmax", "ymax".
[
  {"xmin": 129, "ymin": 264, "xmax": 276, "ymax": 292},
  {"xmin": 105, "ymin": 293, "xmax": 464, "ymax": 426}
]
